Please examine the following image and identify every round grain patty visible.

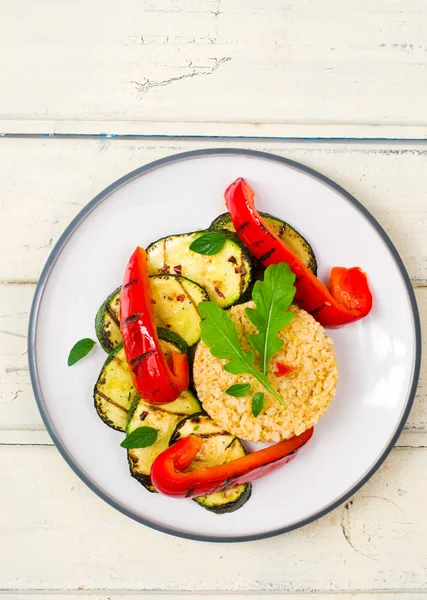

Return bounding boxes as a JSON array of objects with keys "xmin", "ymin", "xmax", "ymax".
[{"xmin": 193, "ymin": 302, "xmax": 338, "ymax": 442}]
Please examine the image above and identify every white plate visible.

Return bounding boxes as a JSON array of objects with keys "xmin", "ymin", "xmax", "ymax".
[{"xmin": 29, "ymin": 149, "xmax": 421, "ymax": 542}]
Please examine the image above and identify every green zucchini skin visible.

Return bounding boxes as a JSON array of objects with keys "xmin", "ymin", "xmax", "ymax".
[
  {"xmin": 156, "ymin": 327, "xmax": 189, "ymax": 355},
  {"xmin": 95, "ymin": 286, "xmax": 121, "ymax": 353},
  {"xmin": 127, "ymin": 392, "xmax": 202, "ymax": 493},
  {"xmin": 146, "ymin": 231, "xmax": 253, "ymax": 308},
  {"xmin": 210, "ymin": 212, "xmax": 317, "ymax": 276},
  {"xmin": 93, "ymin": 330, "xmax": 189, "ymax": 432},
  {"xmin": 95, "ymin": 275, "xmax": 209, "ymax": 352},
  {"xmin": 170, "ymin": 413, "xmax": 252, "ymax": 514}
]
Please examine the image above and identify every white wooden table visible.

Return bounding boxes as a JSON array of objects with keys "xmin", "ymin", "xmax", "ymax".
[{"xmin": 0, "ymin": 1, "xmax": 426, "ymax": 598}]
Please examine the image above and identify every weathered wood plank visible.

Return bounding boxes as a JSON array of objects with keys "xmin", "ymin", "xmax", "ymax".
[
  {"xmin": 0, "ymin": 139, "xmax": 426, "ymax": 282},
  {"xmin": 0, "ymin": 284, "xmax": 425, "ymax": 442},
  {"xmin": 0, "ymin": 446, "xmax": 425, "ymax": 592},
  {"xmin": 1, "ymin": 595, "xmax": 426, "ymax": 599},
  {"xmin": 0, "ymin": 0, "xmax": 426, "ymax": 135}
]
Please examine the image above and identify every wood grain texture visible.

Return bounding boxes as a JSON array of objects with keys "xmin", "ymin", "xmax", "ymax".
[
  {"xmin": 1, "ymin": 596, "xmax": 427, "ymax": 600},
  {"xmin": 0, "ymin": 445, "xmax": 425, "ymax": 592},
  {"xmin": 0, "ymin": 0, "xmax": 426, "ymax": 136},
  {"xmin": 0, "ymin": 139, "xmax": 426, "ymax": 282}
]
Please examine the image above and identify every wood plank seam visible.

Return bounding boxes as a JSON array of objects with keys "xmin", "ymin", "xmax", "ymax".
[{"xmin": 2, "ymin": 133, "xmax": 427, "ymax": 143}]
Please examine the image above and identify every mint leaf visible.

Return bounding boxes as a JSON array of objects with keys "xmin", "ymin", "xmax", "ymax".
[
  {"xmin": 199, "ymin": 302, "xmax": 287, "ymax": 407},
  {"xmin": 120, "ymin": 426, "xmax": 158, "ymax": 449},
  {"xmin": 252, "ymin": 392, "xmax": 265, "ymax": 418},
  {"xmin": 245, "ymin": 263, "xmax": 296, "ymax": 374},
  {"xmin": 226, "ymin": 383, "xmax": 251, "ymax": 397},
  {"xmin": 190, "ymin": 232, "xmax": 226, "ymax": 255},
  {"xmin": 67, "ymin": 338, "xmax": 96, "ymax": 366}
]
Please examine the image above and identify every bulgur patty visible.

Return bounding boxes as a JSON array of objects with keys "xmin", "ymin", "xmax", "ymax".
[{"xmin": 193, "ymin": 302, "xmax": 338, "ymax": 442}]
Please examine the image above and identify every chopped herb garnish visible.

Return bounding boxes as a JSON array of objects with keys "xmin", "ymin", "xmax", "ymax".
[
  {"xmin": 226, "ymin": 383, "xmax": 251, "ymax": 397},
  {"xmin": 199, "ymin": 263, "xmax": 296, "ymax": 408},
  {"xmin": 189, "ymin": 232, "xmax": 226, "ymax": 255},
  {"xmin": 252, "ymin": 392, "xmax": 265, "ymax": 418},
  {"xmin": 120, "ymin": 426, "xmax": 158, "ymax": 449},
  {"xmin": 67, "ymin": 338, "xmax": 96, "ymax": 366},
  {"xmin": 199, "ymin": 301, "xmax": 286, "ymax": 406},
  {"xmin": 245, "ymin": 262, "xmax": 296, "ymax": 375}
]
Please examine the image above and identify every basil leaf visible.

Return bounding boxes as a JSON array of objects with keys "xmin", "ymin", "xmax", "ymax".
[
  {"xmin": 193, "ymin": 425, "xmax": 200, "ymax": 431},
  {"xmin": 189, "ymin": 232, "xmax": 226, "ymax": 255},
  {"xmin": 252, "ymin": 392, "xmax": 265, "ymax": 418},
  {"xmin": 67, "ymin": 338, "xmax": 96, "ymax": 366},
  {"xmin": 226, "ymin": 383, "xmax": 251, "ymax": 397},
  {"xmin": 120, "ymin": 426, "xmax": 158, "ymax": 449}
]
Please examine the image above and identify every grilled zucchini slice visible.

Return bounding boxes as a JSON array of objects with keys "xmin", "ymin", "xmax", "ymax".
[
  {"xmin": 170, "ymin": 413, "xmax": 252, "ymax": 514},
  {"xmin": 93, "ymin": 331, "xmax": 188, "ymax": 432},
  {"xmin": 95, "ymin": 286, "xmax": 121, "ymax": 353},
  {"xmin": 210, "ymin": 212, "xmax": 317, "ymax": 275},
  {"xmin": 127, "ymin": 392, "xmax": 201, "ymax": 492},
  {"xmin": 146, "ymin": 231, "xmax": 252, "ymax": 308},
  {"xmin": 95, "ymin": 275, "xmax": 208, "ymax": 352}
]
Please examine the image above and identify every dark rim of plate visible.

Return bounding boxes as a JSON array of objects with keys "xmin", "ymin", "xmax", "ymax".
[{"xmin": 28, "ymin": 148, "xmax": 422, "ymax": 543}]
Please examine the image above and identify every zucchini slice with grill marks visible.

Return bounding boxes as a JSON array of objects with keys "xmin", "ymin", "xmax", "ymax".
[
  {"xmin": 210, "ymin": 212, "xmax": 317, "ymax": 275},
  {"xmin": 146, "ymin": 231, "xmax": 252, "ymax": 308},
  {"xmin": 169, "ymin": 413, "xmax": 252, "ymax": 513},
  {"xmin": 93, "ymin": 331, "xmax": 188, "ymax": 432},
  {"xmin": 95, "ymin": 274, "xmax": 208, "ymax": 352},
  {"xmin": 127, "ymin": 392, "xmax": 201, "ymax": 492},
  {"xmin": 95, "ymin": 286, "xmax": 121, "ymax": 353}
]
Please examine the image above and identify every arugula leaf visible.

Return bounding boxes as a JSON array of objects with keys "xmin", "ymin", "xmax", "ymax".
[
  {"xmin": 189, "ymin": 232, "xmax": 226, "ymax": 255},
  {"xmin": 120, "ymin": 426, "xmax": 158, "ymax": 449},
  {"xmin": 199, "ymin": 302, "xmax": 287, "ymax": 406},
  {"xmin": 252, "ymin": 392, "xmax": 265, "ymax": 418},
  {"xmin": 67, "ymin": 338, "xmax": 96, "ymax": 366},
  {"xmin": 245, "ymin": 263, "xmax": 296, "ymax": 374},
  {"xmin": 226, "ymin": 383, "xmax": 251, "ymax": 397}
]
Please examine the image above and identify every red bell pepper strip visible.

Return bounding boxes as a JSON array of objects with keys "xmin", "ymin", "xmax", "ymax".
[
  {"xmin": 224, "ymin": 178, "xmax": 372, "ymax": 328},
  {"xmin": 151, "ymin": 427, "xmax": 313, "ymax": 497},
  {"xmin": 275, "ymin": 362, "xmax": 296, "ymax": 377},
  {"xmin": 120, "ymin": 247, "xmax": 189, "ymax": 404}
]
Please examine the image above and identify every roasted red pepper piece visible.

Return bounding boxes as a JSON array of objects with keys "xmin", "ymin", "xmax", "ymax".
[
  {"xmin": 120, "ymin": 247, "xmax": 189, "ymax": 404},
  {"xmin": 225, "ymin": 178, "xmax": 372, "ymax": 328},
  {"xmin": 275, "ymin": 361, "xmax": 296, "ymax": 377},
  {"xmin": 151, "ymin": 427, "xmax": 313, "ymax": 497}
]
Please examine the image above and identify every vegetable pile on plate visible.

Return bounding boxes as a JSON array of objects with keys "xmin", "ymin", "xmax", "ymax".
[{"xmin": 70, "ymin": 178, "xmax": 373, "ymax": 514}]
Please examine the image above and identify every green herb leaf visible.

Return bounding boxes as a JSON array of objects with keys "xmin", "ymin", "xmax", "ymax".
[
  {"xmin": 67, "ymin": 338, "xmax": 96, "ymax": 366},
  {"xmin": 252, "ymin": 392, "xmax": 265, "ymax": 418},
  {"xmin": 193, "ymin": 425, "xmax": 200, "ymax": 431},
  {"xmin": 189, "ymin": 232, "xmax": 226, "ymax": 255},
  {"xmin": 245, "ymin": 263, "xmax": 296, "ymax": 375},
  {"xmin": 226, "ymin": 383, "xmax": 251, "ymax": 397},
  {"xmin": 199, "ymin": 302, "xmax": 287, "ymax": 406},
  {"xmin": 120, "ymin": 426, "xmax": 158, "ymax": 449}
]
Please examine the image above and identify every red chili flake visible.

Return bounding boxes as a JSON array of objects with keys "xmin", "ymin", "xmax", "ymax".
[
  {"xmin": 234, "ymin": 267, "xmax": 242, "ymax": 274},
  {"xmin": 160, "ymin": 264, "xmax": 170, "ymax": 274},
  {"xmin": 176, "ymin": 294, "xmax": 186, "ymax": 302},
  {"xmin": 214, "ymin": 286, "xmax": 225, "ymax": 299},
  {"xmin": 275, "ymin": 362, "xmax": 296, "ymax": 377},
  {"xmin": 173, "ymin": 265, "xmax": 182, "ymax": 275},
  {"xmin": 166, "ymin": 324, "xmax": 171, "ymax": 329},
  {"xmin": 227, "ymin": 256, "xmax": 237, "ymax": 264},
  {"xmin": 150, "ymin": 299, "xmax": 156, "ymax": 304},
  {"xmin": 140, "ymin": 411, "xmax": 149, "ymax": 421}
]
